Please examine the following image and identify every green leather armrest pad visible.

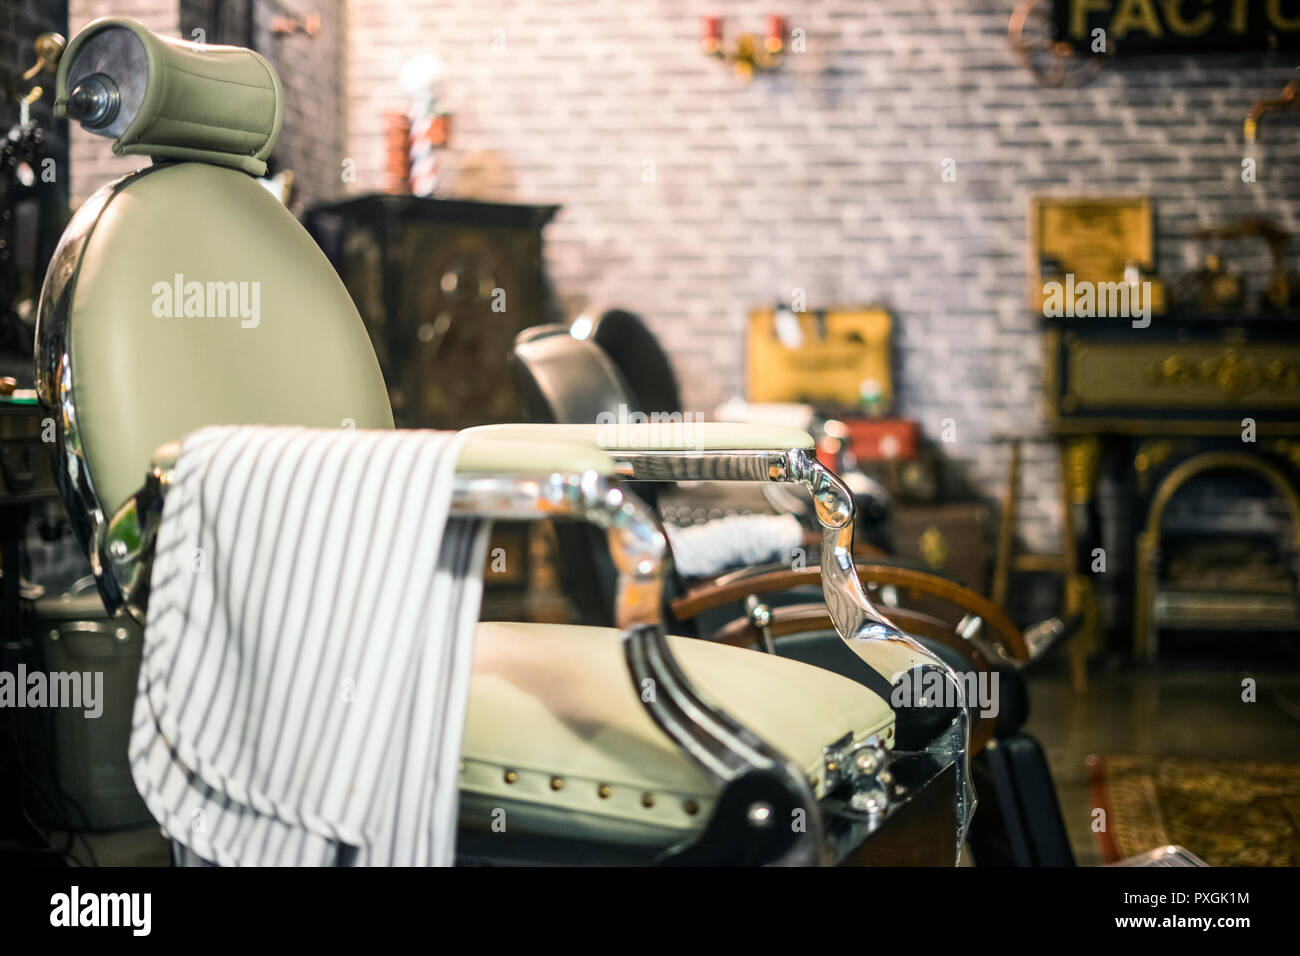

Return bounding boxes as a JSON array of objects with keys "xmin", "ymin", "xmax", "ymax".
[
  {"xmin": 455, "ymin": 434, "xmax": 615, "ymax": 475},
  {"xmin": 463, "ymin": 422, "xmax": 816, "ymax": 453},
  {"xmin": 148, "ymin": 433, "xmax": 614, "ymax": 485}
]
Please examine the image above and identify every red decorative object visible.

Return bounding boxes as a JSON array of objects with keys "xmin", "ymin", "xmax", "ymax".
[
  {"xmin": 701, "ymin": 15, "xmax": 722, "ymax": 54},
  {"xmin": 700, "ymin": 14, "xmax": 786, "ymax": 79},
  {"xmin": 383, "ymin": 111, "xmax": 411, "ymax": 195},
  {"xmin": 843, "ymin": 419, "xmax": 921, "ymax": 462},
  {"xmin": 765, "ymin": 15, "xmax": 786, "ymax": 53}
]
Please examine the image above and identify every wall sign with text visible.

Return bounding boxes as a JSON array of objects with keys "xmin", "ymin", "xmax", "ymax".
[{"xmin": 1054, "ymin": 0, "xmax": 1300, "ymax": 53}]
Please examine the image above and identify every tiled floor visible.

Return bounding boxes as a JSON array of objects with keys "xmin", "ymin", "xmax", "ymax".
[{"xmin": 1024, "ymin": 664, "xmax": 1300, "ymax": 865}]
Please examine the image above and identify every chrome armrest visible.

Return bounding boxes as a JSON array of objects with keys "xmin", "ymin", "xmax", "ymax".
[
  {"xmin": 465, "ymin": 423, "xmax": 975, "ymax": 859},
  {"xmin": 630, "ymin": 446, "xmax": 976, "ymax": 859},
  {"xmin": 100, "ymin": 432, "xmax": 824, "ymax": 866}
]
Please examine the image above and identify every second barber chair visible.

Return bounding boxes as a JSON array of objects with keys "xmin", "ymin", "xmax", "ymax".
[{"xmin": 510, "ymin": 313, "xmax": 1076, "ymax": 866}]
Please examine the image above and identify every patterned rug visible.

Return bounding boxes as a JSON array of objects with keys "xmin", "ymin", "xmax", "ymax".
[{"xmin": 1088, "ymin": 754, "xmax": 1300, "ymax": 866}]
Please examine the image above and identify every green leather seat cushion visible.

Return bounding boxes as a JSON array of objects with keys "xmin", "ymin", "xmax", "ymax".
[{"xmin": 460, "ymin": 623, "xmax": 895, "ymax": 841}]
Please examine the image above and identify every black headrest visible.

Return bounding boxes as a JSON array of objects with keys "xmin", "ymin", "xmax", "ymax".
[{"xmin": 571, "ymin": 307, "xmax": 681, "ymax": 415}]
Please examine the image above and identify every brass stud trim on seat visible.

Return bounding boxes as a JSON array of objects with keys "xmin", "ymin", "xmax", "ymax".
[
  {"xmin": 683, "ymin": 799, "xmax": 699, "ymax": 816},
  {"xmin": 504, "ymin": 770, "xmax": 518, "ymax": 784},
  {"xmin": 641, "ymin": 792, "xmax": 655, "ymax": 808},
  {"xmin": 550, "ymin": 776, "xmax": 564, "ymax": 791},
  {"xmin": 597, "ymin": 784, "xmax": 612, "ymax": 799}
]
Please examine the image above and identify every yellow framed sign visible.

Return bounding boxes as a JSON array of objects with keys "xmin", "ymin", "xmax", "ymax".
[
  {"xmin": 1030, "ymin": 196, "xmax": 1165, "ymax": 313},
  {"xmin": 747, "ymin": 307, "xmax": 892, "ymax": 410}
]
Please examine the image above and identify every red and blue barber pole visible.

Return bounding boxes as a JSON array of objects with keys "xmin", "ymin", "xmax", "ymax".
[{"xmin": 408, "ymin": 107, "xmax": 450, "ymax": 198}]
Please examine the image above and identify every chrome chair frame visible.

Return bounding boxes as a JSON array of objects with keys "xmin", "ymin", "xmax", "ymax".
[
  {"xmin": 615, "ymin": 445, "xmax": 974, "ymax": 856},
  {"xmin": 36, "ymin": 177, "xmax": 971, "ymax": 867}
]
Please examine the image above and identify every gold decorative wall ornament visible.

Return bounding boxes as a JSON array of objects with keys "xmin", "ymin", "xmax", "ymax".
[
  {"xmin": 918, "ymin": 525, "xmax": 950, "ymax": 571},
  {"xmin": 1143, "ymin": 349, "xmax": 1300, "ymax": 399},
  {"xmin": 1065, "ymin": 340, "xmax": 1300, "ymax": 410},
  {"xmin": 1008, "ymin": 0, "xmax": 1103, "ymax": 88},
  {"xmin": 1063, "ymin": 435, "xmax": 1101, "ymax": 506},
  {"xmin": 1029, "ymin": 197, "xmax": 1161, "ymax": 313},
  {"xmin": 701, "ymin": 15, "xmax": 787, "ymax": 81},
  {"xmin": 1246, "ymin": 73, "xmax": 1300, "ymax": 144}
]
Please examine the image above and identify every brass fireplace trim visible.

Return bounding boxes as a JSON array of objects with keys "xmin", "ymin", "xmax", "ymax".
[
  {"xmin": 1063, "ymin": 435, "xmax": 1101, "ymax": 506},
  {"xmin": 1066, "ymin": 340, "xmax": 1300, "ymax": 409},
  {"xmin": 1043, "ymin": 329, "xmax": 1300, "ymax": 436},
  {"xmin": 1134, "ymin": 451, "xmax": 1300, "ymax": 662}
]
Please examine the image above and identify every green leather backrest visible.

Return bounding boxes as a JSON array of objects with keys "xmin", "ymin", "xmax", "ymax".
[{"xmin": 67, "ymin": 162, "xmax": 394, "ymax": 515}]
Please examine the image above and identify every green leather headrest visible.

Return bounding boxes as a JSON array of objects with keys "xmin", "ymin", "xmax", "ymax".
[{"xmin": 55, "ymin": 17, "xmax": 283, "ymax": 176}]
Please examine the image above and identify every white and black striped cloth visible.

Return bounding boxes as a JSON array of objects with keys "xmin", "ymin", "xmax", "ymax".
[
  {"xmin": 663, "ymin": 513, "xmax": 804, "ymax": 579},
  {"xmin": 129, "ymin": 425, "xmax": 491, "ymax": 866}
]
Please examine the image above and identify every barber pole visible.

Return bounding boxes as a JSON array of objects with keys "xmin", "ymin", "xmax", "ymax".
[
  {"xmin": 397, "ymin": 53, "xmax": 449, "ymax": 198},
  {"xmin": 408, "ymin": 109, "xmax": 449, "ymax": 198}
]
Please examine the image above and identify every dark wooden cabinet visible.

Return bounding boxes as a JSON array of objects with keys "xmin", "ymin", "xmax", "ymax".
[
  {"xmin": 892, "ymin": 503, "xmax": 990, "ymax": 594},
  {"xmin": 302, "ymin": 196, "xmax": 562, "ymax": 620},
  {"xmin": 302, "ymin": 195, "xmax": 559, "ymax": 429}
]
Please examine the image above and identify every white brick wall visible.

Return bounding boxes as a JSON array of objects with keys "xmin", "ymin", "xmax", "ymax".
[
  {"xmin": 345, "ymin": 0, "xmax": 1300, "ymax": 554},
  {"xmin": 61, "ymin": 1, "xmax": 1300, "ymax": 557}
]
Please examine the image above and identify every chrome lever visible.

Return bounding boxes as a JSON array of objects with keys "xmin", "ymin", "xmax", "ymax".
[{"xmin": 785, "ymin": 450, "xmax": 977, "ymax": 862}]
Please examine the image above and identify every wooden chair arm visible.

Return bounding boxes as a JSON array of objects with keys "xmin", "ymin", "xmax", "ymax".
[{"xmin": 671, "ymin": 561, "xmax": 1029, "ymax": 662}]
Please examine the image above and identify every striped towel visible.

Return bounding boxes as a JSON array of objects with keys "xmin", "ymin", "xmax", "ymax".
[{"xmin": 129, "ymin": 425, "xmax": 491, "ymax": 866}]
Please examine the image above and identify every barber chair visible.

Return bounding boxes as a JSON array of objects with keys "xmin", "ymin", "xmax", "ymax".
[
  {"xmin": 510, "ymin": 316, "xmax": 1076, "ymax": 865},
  {"xmin": 507, "ymin": 324, "xmax": 636, "ymax": 625},
  {"xmin": 510, "ymin": 321, "xmax": 832, "ymax": 627},
  {"xmin": 37, "ymin": 18, "xmax": 975, "ymax": 866}
]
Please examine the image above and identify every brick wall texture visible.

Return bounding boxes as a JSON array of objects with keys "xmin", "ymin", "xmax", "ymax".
[
  {"xmin": 345, "ymin": 0, "xmax": 1300, "ymax": 554},
  {"xmin": 53, "ymin": 2, "xmax": 1300, "ymax": 556}
]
